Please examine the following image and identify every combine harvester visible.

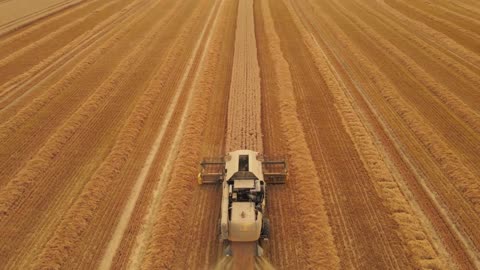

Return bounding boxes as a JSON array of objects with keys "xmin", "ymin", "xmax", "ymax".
[{"xmin": 198, "ymin": 150, "xmax": 287, "ymax": 257}]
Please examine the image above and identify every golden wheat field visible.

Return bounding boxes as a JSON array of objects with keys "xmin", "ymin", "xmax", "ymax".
[{"xmin": 1, "ymin": 0, "xmax": 480, "ymax": 269}]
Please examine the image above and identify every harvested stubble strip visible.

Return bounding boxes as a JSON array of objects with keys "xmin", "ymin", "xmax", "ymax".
[
  {"xmin": 0, "ymin": 0, "xmax": 146, "ymax": 96},
  {"xmin": 327, "ymin": 0, "xmax": 480, "ymax": 135},
  {"xmin": 315, "ymin": 7, "xmax": 480, "ymax": 213},
  {"xmin": 0, "ymin": 0, "xmax": 122, "ymax": 71},
  {"xmin": 101, "ymin": 0, "xmax": 215, "ymax": 266},
  {"xmin": 0, "ymin": 0, "xmax": 177, "ymax": 221},
  {"xmin": 376, "ymin": 1, "xmax": 480, "ymax": 69},
  {"xmin": 0, "ymin": 0, "xmax": 158, "ymax": 142},
  {"xmin": 141, "ymin": 0, "xmax": 228, "ymax": 268},
  {"xmin": 260, "ymin": 0, "xmax": 339, "ymax": 268},
  {"xmin": 29, "ymin": 2, "xmax": 191, "ymax": 268},
  {"xmin": 0, "ymin": 0, "xmax": 91, "ymax": 48},
  {"xmin": 389, "ymin": 0, "xmax": 480, "ymax": 45},
  {"xmin": 349, "ymin": 0, "xmax": 480, "ymax": 90},
  {"xmin": 286, "ymin": 3, "xmax": 446, "ymax": 267}
]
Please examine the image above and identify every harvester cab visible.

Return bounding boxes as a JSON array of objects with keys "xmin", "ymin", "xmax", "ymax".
[{"xmin": 197, "ymin": 150, "xmax": 287, "ymax": 257}]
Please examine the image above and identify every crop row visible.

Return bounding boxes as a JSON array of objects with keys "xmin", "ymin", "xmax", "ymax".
[
  {"xmin": 261, "ymin": 0, "xmax": 340, "ymax": 268},
  {"xmin": 28, "ymin": 1, "xmax": 188, "ymax": 267},
  {"xmin": 288, "ymin": 0, "xmax": 446, "ymax": 266},
  {"xmin": 315, "ymin": 0, "xmax": 480, "ymax": 214},
  {"xmin": 140, "ymin": 0, "xmax": 226, "ymax": 268}
]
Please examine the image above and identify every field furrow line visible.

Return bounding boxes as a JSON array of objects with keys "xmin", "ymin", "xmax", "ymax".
[
  {"xmin": 0, "ymin": 0, "xmax": 174, "ymax": 189},
  {"xmin": 0, "ymin": 0, "xmax": 82, "ymax": 36},
  {"xmin": 313, "ymin": 0, "xmax": 480, "ymax": 176},
  {"xmin": 314, "ymin": 0, "xmax": 480, "ymax": 156},
  {"xmin": 0, "ymin": 0, "xmax": 121, "ymax": 70},
  {"xmin": 291, "ymin": 0, "xmax": 480, "ymax": 266},
  {"xmin": 328, "ymin": 0, "xmax": 480, "ymax": 137},
  {"xmin": 260, "ymin": 0, "xmax": 339, "ymax": 268},
  {"xmin": 0, "ymin": 0, "xmax": 159, "ymax": 143},
  {"xmin": 98, "ymin": 0, "xmax": 220, "ymax": 267},
  {"xmin": 174, "ymin": 6, "xmax": 235, "ymax": 263},
  {"xmin": 322, "ymin": 0, "xmax": 480, "ymax": 178},
  {"xmin": 385, "ymin": 0, "xmax": 480, "ymax": 51},
  {"xmin": 314, "ymin": 6, "xmax": 480, "ymax": 215},
  {"xmin": 0, "ymin": 0, "xmax": 143, "ymax": 93},
  {"xmin": 394, "ymin": 0, "xmax": 480, "ymax": 38},
  {"xmin": 139, "ymin": 0, "xmax": 230, "ymax": 268},
  {"xmin": 301, "ymin": 16, "xmax": 446, "ymax": 268},
  {"xmin": 0, "ymin": 20, "xmax": 179, "ymax": 265},
  {"xmin": 352, "ymin": 0, "xmax": 480, "ymax": 113},
  {"xmin": 0, "ymin": 0, "xmax": 178, "ymax": 221},
  {"xmin": 1, "ymin": 0, "xmax": 480, "ymax": 268},
  {"xmin": 354, "ymin": 0, "xmax": 480, "ymax": 85},
  {"xmin": 415, "ymin": 0, "xmax": 480, "ymax": 27},
  {"xmin": 379, "ymin": 0, "xmax": 480, "ymax": 68},
  {"xmin": 0, "ymin": 0, "xmax": 149, "ymax": 108},
  {"xmin": 278, "ymin": 0, "xmax": 406, "ymax": 267},
  {"xmin": 298, "ymin": 2, "xmax": 467, "ymax": 264},
  {"xmin": 441, "ymin": 0, "xmax": 480, "ymax": 18},
  {"xmin": 0, "ymin": 0, "xmax": 102, "ymax": 52},
  {"xmin": 26, "ymin": 2, "xmax": 192, "ymax": 268},
  {"xmin": 324, "ymin": 12, "xmax": 480, "ymax": 263}
]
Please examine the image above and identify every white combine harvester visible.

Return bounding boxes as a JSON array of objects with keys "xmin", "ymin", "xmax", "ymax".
[{"xmin": 198, "ymin": 150, "xmax": 287, "ymax": 256}]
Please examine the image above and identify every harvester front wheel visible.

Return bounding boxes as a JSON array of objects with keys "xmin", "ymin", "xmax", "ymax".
[{"xmin": 261, "ymin": 218, "xmax": 270, "ymax": 239}]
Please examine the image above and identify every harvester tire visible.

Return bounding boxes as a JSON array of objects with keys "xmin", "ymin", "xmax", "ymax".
[{"xmin": 262, "ymin": 218, "xmax": 270, "ymax": 238}]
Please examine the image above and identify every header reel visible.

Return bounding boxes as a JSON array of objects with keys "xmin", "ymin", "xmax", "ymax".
[{"xmin": 198, "ymin": 154, "xmax": 288, "ymax": 185}]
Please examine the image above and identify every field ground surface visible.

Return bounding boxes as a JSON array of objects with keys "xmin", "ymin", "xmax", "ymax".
[
  {"xmin": 0, "ymin": 0, "xmax": 82, "ymax": 35},
  {"xmin": 1, "ymin": 0, "xmax": 480, "ymax": 269}
]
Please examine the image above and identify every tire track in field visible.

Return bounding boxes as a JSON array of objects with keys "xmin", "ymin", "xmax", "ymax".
[
  {"xmin": 0, "ymin": 0, "xmax": 186, "ymax": 265},
  {"xmin": 294, "ymin": 3, "xmax": 466, "ymax": 267},
  {"xmin": 0, "ymin": 0, "xmax": 104, "ymax": 57},
  {"xmin": 26, "ymin": 1, "xmax": 193, "ymax": 268},
  {"xmin": 166, "ymin": 1, "xmax": 234, "ymax": 268},
  {"xmin": 258, "ymin": 0, "xmax": 341, "ymax": 268},
  {"xmin": 302, "ymin": 0, "xmax": 475, "ymax": 266},
  {"xmin": 98, "ymin": 0, "xmax": 221, "ymax": 267},
  {"xmin": 325, "ymin": 0, "xmax": 480, "ymax": 178},
  {"xmin": 290, "ymin": 3, "xmax": 446, "ymax": 266},
  {"xmin": 313, "ymin": 0, "xmax": 480, "ymax": 210},
  {"xmin": 349, "ymin": 0, "xmax": 480, "ymax": 111},
  {"xmin": 256, "ymin": 1, "xmax": 318, "ymax": 268},
  {"xmin": 0, "ymin": 0, "xmax": 133, "ymax": 90},
  {"xmin": 384, "ymin": 0, "xmax": 480, "ymax": 55},
  {"xmin": 9, "ymin": 0, "xmax": 201, "ymax": 265},
  {"xmin": 0, "ymin": 0, "xmax": 82, "ymax": 36},
  {"xmin": 0, "ymin": 0, "xmax": 148, "ymax": 109},
  {"xmin": 278, "ymin": 0, "xmax": 414, "ymax": 268},
  {"xmin": 440, "ymin": 0, "xmax": 480, "ymax": 19},
  {"xmin": 296, "ymin": 0, "xmax": 478, "ymax": 265},
  {"xmin": 377, "ymin": 1, "xmax": 480, "ymax": 69},
  {"xmin": 0, "ymin": 0, "xmax": 164, "ymax": 187},
  {"xmin": 0, "ymin": 0, "xmax": 150, "ymax": 139},
  {"xmin": 411, "ymin": 0, "xmax": 480, "ymax": 31},
  {"xmin": 0, "ymin": 0, "xmax": 178, "ymax": 221},
  {"xmin": 326, "ymin": 0, "xmax": 480, "ymax": 137},
  {"xmin": 139, "ymin": 0, "xmax": 233, "ymax": 268}
]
